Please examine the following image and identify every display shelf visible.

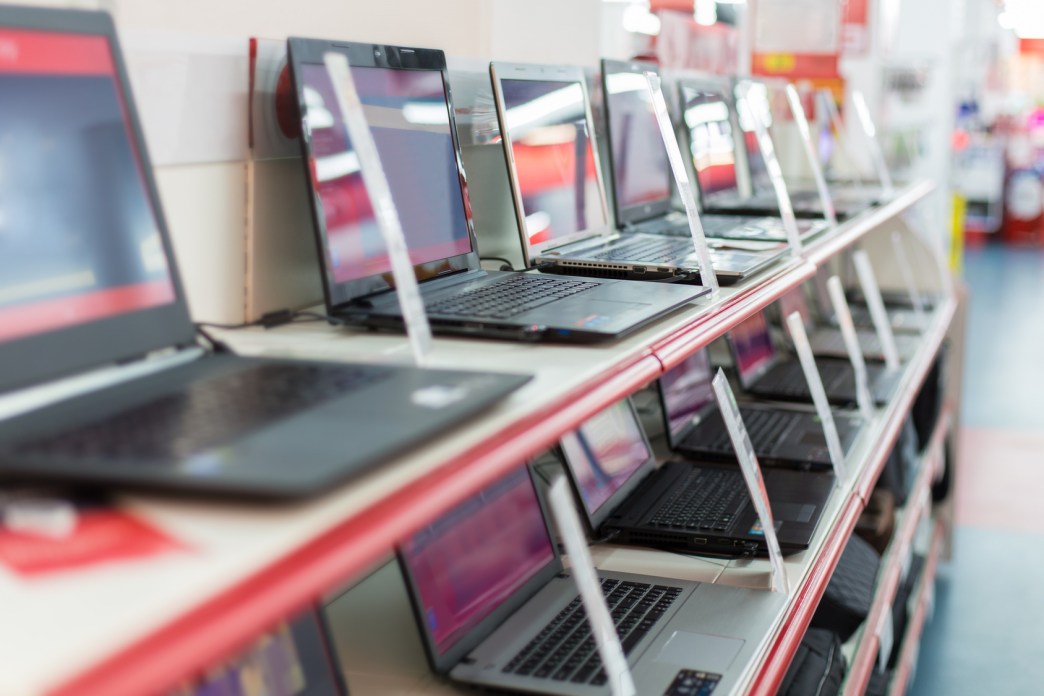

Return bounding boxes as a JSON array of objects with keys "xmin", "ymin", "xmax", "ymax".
[
  {"xmin": 840, "ymin": 408, "xmax": 951, "ymax": 695},
  {"xmin": 887, "ymin": 522, "xmax": 945, "ymax": 696},
  {"xmin": 0, "ymin": 184, "xmax": 960, "ymax": 696}
]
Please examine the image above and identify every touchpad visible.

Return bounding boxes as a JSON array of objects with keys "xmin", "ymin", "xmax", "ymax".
[
  {"xmin": 773, "ymin": 502, "xmax": 816, "ymax": 523},
  {"xmin": 654, "ymin": 631, "xmax": 744, "ymax": 673}
]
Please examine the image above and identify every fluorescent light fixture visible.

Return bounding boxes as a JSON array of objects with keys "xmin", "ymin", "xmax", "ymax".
[
  {"xmin": 1003, "ymin": 0, "xmax": 1044, "ymax": 39},
  {"xmin": 621, "ymin": 3, "xmax": 661, "ymax": 35}
]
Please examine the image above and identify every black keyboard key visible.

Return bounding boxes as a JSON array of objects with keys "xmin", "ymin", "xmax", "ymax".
[{"xmin": 427, "ymin": 275, "xmax": 598, "ymax": 319}]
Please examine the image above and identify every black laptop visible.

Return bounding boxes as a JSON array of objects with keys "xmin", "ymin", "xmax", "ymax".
[
  {"xmin": 598, "ymin": 59, "xmax": 790, "ymax": 278},
  {"xmin": 658, "ymin": 348, "xmax": 862, "ymax": 471},
  {"xmin": 557, "ymin": 398, "xmax": 834, "ymax": 555},
  {"xmin": 727, "ymin": 309, "xmax": 900, "ymax": 407},
  {"xmin": 285, "ymin": 39, "xmax": 707, "ymax": 344},
  {"xmin": 0, "ymin": 7, "xmax": 530, "ymax": 498}
]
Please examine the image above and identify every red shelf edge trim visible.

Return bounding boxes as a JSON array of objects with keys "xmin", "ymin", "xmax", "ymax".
[{"xmin": 50, "ymin": 355, "xmax": 662, "ymax": 696}]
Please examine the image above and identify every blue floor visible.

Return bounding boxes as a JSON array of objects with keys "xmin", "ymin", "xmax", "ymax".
[{"xmin": 908, "ymin": 245, "xmax": 1044, "ymax": 696}]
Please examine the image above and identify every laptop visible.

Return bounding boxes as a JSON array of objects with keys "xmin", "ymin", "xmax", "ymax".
[
  {"xmin": 658, "ymin": 348, "xmax": 862, "ymax": 471},
  {"xmin": 0, "ymin": 7, "xmax": 530, "ymax": 498},
  {"xmin": 598, "ymin": 59, "xmax": 791, "ymax": 272},
  {"xmin": 776, "ymin": 284, "xmax": 921, "ymax": 363},
  {"xmin": 557, "ymin": 398, "xmax": 834, "ymax": 556},
  {"xmin": 398, "ymin": 464, "xmax": 762, "ymax": 695},
  {"xmin": 490, "ymin": 61, "xmax": 748, "ymax": 286},
  {"xmin": 727, "ymin": 310, "xmax": 900, "ymax": 408},
  {"xmin": 286, "ymin": 40, "xmax": 708, "ymax": 345},
  {"xmin": 809, "ymin": 271, "xmax": 930, "ymax": 334}
]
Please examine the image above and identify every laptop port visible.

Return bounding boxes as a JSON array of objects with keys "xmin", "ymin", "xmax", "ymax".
[
  {"xmin": 632, "ymin": 266, "xmax": 646, "ymax": 274},
  {"xmin": 692, "ymin": 537, "xmax": 707, "ymax": 545},
  {"xmin": 658, "ymin": 267, "xmax": 671, "ymax": 273}
]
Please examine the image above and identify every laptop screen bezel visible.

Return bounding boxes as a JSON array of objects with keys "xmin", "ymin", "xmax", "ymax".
[
  {"xmin": 0, "ymin": 6, "xmax": 197, "ymax": 396},
  {"xmin": 558, "ymin": 397, "xmax": 657, "ymax": 531},
  {"xmin": 286, "ymin": 37, "xmax": 482, "ymax": 312},
  {"xmin": 396, "ymin": 465, "xmax": 564, "ymax": 675},
  {"xmin": 599, "ymin": 59, "xmax": 674, "ymax": 227},
  {"xmin": 489, "ymin": 61, "xmax": 614, "ymax": 265}
]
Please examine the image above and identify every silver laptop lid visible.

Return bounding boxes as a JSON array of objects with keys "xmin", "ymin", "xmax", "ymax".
[
  {"xmin": 659, "ymin": 348, "xmax": 717, "ymax": 449},
  {"xmin": 559, "ymin": 398, "xmax": 656, "ymax": 530},
  {"xmin": 490, "ymin": 62, "xmax": 612, "ymax": 265},
  {"xmin": 398, "ymin": 466, "xmax": 562, "ymax": 674}
]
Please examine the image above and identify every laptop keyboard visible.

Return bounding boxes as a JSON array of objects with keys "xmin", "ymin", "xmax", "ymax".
[
  {"xmin": 708, "ymin": 407, "xmax": 792, "ymax": 453},
  {"xmin": 16, "ymin": 363, "xmax": 393, "ymax": 461},
  {"xmin": 426, "ymin": 275, "xmax": 598, "ymax": 319},
  {"xmin": 771, "ymin": 361, "xmax": 849, "ymax": 397},
  {"xmin": 647, "ymin": 469, "xmax": 746, "ymax": 532},
  {"xmin": 588, "ymin": 237, "xmax": 695, "ymax": 264},
  {"xmin": 663, "ymin": 669, "xmax": 721, "ymax": 696},
  {"xmin": 503, "ymin": 578, "xmax": 683, "ymax": 685}
]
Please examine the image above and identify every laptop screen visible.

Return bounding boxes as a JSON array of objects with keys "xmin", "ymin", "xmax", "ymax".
[
  {"xmin": 730, "ymin": 312, "xmax": 776, "ymax": 387},
  {"xmin": 660, "ymin": 348, "xmax": 716, "ymax": 445},
  {"xmin": 498, "ymin": 77, "xmax": 607, "ymax": 250},
  {"xmin": 733, "ymin": 82, "xmax": 773, "ymax": 193},
  {"xmin": 400, "ymin": 467, "xmax": 555, "ymax": 658},
  {"xmin": 560, "ymin": 399, "xmax": 651, "ymax": 520},
  {"xmin": 679, "ymin": 85, "xmax": 740, "ymax": 199},
  {"xmin": 295, "ymin": 58, "xmax": 473, "ymax": 305},
  {"xmin": 602, "ymin": 67, "xmax": 672, "ymax": 217},
  {"xmin": 0, "ymin": 29, "xmax": 176, "ymax": 345}
]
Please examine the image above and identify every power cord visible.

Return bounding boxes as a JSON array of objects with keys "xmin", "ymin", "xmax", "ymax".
[{"xmin": 480, "ymin": 256, "xmax": 516, "ymax": 272}]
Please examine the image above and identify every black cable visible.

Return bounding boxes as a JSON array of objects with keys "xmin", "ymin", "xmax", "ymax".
[
  {"xmin": 194, "ymin": 324, "xmax": 232, "ymax": 353},
  {"xmin": 480, "ymin": 256, "xmax": 516, "ymax": 272}
]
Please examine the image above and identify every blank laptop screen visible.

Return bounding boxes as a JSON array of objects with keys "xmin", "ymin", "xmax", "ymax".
[
  {"xmin": 680, "ymin": 86, "xmax": 740, "ymax": 198},
  {"xmin": 499, "ymin": 78, "xmax": 607, "ymax": 248},
  {"xmin": 603, "ymin": 69, "xmax": 672, "ymax": 211},
  {"xmin": 560, "ymin": 400, "xmax": 651, "ymax": 518},
  {"xmin": 660, "ymin": 348, "xmax": 716, "ymax": 445},
  {"xmin": 297, "ymin": 63, "xmax": 472, "ymax": 301},
  {"xmin": 400, "ymin": 467, "xmax": 554, "ymax": 657},
  {"xmin": 0, "ymin": 29, "xmax": 175, "ymax": 344},
  {"xmin": 730, "ymin": 312, "xmax": 776, "ymax": 385}
]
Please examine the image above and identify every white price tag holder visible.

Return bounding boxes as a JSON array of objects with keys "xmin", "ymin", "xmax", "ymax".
[
  {"xmin": 785, "ymin": 84, "xmax": 838, "ymax": 227},
  {"xmin": 827, "ymin": 275, "xmax": 875, "ymax": 421},
  {"xmin": 735, "ymin": 81, "xmax": 803, "ymax": 257},
  {"xmin": 852, "ymin": 249, "xmax": 901, "ymax": 371},
  {"xmin": 876, "ymin": 607, "xmax": 895, "ymax": 670},
  {"xmin": 890, "ymin": 230, "xmax": 929, "ymax": 333},
  {"xmin": 324, "ymin": 52, "xmax": 433, "ymax": 366},
  {"xmin": 645, "ymin": 72, "xmax": 718, "ymax": 295},
  {"xmin": 710, "ymin": 369, "xmax": 789, "ymax": 594},
  {"xmin": 816, "ymin": 88, "xmax": 861, "ymax": 188},
  {"xmin": 851, "ymin": 90, "xmax": 894, "ymax": 197},
  {"xmin": 547, "ymin": 475, "xmax": 637, "ymax": 696},
  {"xmin": 784, "ymin": 313, "xmax": 848, "ymax": 480}
]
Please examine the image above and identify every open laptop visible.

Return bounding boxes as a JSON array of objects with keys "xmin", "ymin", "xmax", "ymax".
[
  {"xmin": 599, "ymin": 59, "xmax": 792, "ymax": 273},
  {"xmin": 0, "ymin": 7, "xmax": 531, "ymax": 498},
  {"xmin": 557, "ymin": 398, "xmax": 834, "ymax": 556},
  {"xmin": 658, "ymin": 348, "xmax": 862, "ymax": 471},
  {"xmin": 809, "ymin": 271, "xmax": 931, "ymax": 334},
  {"xmin": 286, "ymin": 40, "xmax": 707, "ymax": 345},
  {"xmin": 490, "ymin": 61, "xmax": 752, "ymax": 286},
  {"xmin": 776, "ymin": 285, "xmax": 921, "ymax": 363},
  {"xmin": 397, "ymin": 464, "xmax": 769, "ymax": 695},
  {"xmin": 727, "ymin": 310, "xmax": 900, "ymax": 408}
]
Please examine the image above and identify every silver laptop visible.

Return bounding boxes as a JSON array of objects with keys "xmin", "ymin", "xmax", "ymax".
[
  {"xmin": 397, "ymin": 464, "xmax": 780, "ymax": 694},
  {"xmin": 489, "ymin": 61, "xmax": 718, "ymax": 284}
]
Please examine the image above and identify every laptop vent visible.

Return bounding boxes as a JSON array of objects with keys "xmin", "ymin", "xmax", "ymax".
[{"xmin": 555, "ymin": 263, "xmax": 631, "ymax": 279}]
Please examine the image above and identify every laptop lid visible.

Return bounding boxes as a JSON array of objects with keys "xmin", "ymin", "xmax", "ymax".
[
  {"xmin": 558, "ymin": 398, "xmax": 657, "ymax": 530},
  {"xmin": 676, "ymin": 79, "xmax": 744, "ymax": 209},
  {"xmin": 489, "ymin": 62, "xmax": 612, "ymax": 263},
  {"xmin": 0, "ymin": 7, "xmax": 196, "ymax": 395},
  {"xmin": 286, "ymin": 38, "xmax": 482, "ymax": 311},
  {"xmin": 777, "ymin": 285, "xmax": 815, "ymax": 334},
  {"xmin": 727, "ymin": 312, "xmax": 778, "ymax": 390},
  {"xmin": 599, "ymin": 59, "xmax": 673, "ymax": 227},
  {"xmin": 658, "ymin": 348, "xmax": 717, "ymax": 450},
  {"xmin": 732, "ymin": 79, "xmax": 774, "ymax": 193},
  {"xmin": 398, "ymin": 465, "xmax": 562, "ymax": 674}
]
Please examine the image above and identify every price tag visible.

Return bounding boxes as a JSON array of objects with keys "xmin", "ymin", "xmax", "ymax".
[
  {"xmin": 890, "ymin": 230, "xmax": 929, "ymax": 333},
  {"xmin": 784, "ymin": 313, "xmax": 848, "ymax": 480},
  {"xmin": 324, "ymin": 52, "xmax": 433, "ymax": 366},
  {"xmin": 827, "ymin": 275, "xmax": 875, "ymax": 420},
  {"xmin": 877, "ymin": 608, "xmax": 894, "ymax": 670},
  {"xmin": 735, "ymin": 81, "xmax": 803, "ymax": 257},
  {"xmin": 852, "ymin": 249, "xmax": 901, "ymax": 371},
  {"xmin": 851, "ymin": 90, "xmax": 894, "ymax": 196},
  {"xmin": 645, "ymin": 72, "xmax": 718, "ymax": 295},
  {"xmin": 547, "ymin": 475, "xmax": 637, "ymax": 696},
  {"xmin": 710, "ymin": 369, "xmax": 789, "ymax": 594},
  {"xmin": 785, "ymin": 84, "xmax": 837, "ymax": 226}
]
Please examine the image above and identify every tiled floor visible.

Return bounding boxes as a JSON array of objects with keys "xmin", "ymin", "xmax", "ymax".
[{"xmin": 908, "ymin": 245, "xmax": 1044, "ymax": 695}]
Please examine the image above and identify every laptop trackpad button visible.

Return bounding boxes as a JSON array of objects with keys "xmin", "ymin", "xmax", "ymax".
[
  {"xmin": 653, "ymin": 631, "xmax": 744, "ymax": 673},
  {"xmin": 773, "ymin": 502, "xmax": 816, "ymax": 523}
]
